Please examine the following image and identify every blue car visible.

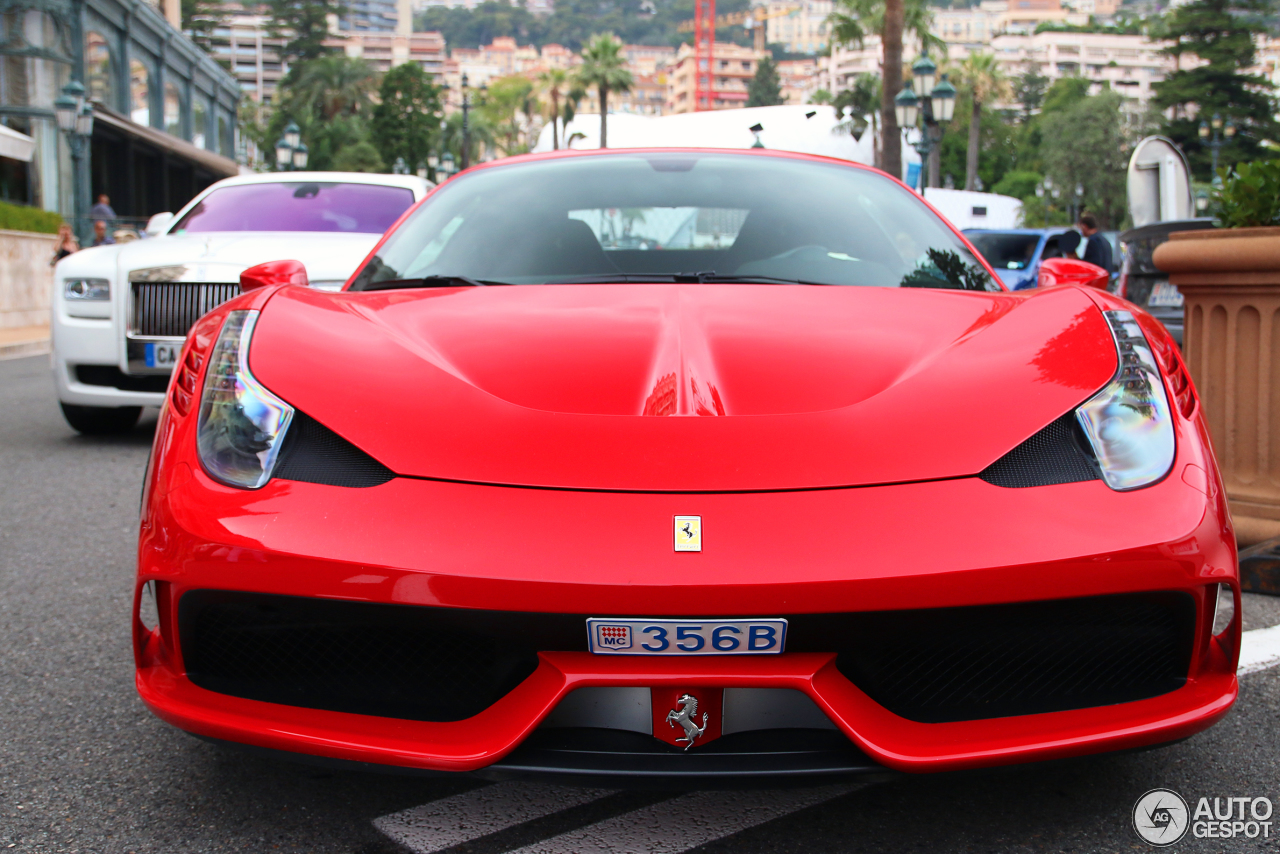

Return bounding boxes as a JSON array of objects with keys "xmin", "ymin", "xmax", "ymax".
[{"xmin": 962, "ymin": 228, "xmax": 1077, "ymax": 291}]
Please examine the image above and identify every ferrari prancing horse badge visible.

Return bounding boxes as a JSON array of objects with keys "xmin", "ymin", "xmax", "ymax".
[{"xmin": 674, "ymin": 515, "xmax": 701, "ymax": 552}]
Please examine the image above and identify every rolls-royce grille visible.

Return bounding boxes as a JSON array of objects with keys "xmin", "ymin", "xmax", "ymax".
[{"xmin": 132, "ymin": 282, "xmax": 240, "ymax": 338}]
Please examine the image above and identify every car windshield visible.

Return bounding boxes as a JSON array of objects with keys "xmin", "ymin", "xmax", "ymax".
[
  {"xmin": 348, "ymin": 152, "xmax": 1000, "ymax": 291},
  {"xmin": 171, "ymin": 182, "xmax": 416, "ymax": 234},
  {"xmin": 966, "ymin": 232, "xmax": 1041, "ymax": 271}
]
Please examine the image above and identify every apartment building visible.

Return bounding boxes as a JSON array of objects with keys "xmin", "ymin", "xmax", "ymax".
[
  {"xmin": 668, "ymin": 42, "xmax": 765, "ymax": 113},
  {"xmin": 341, "ymin": 0, "xmax": 399, "ymax": 33},
  {"xmin": 622, "ymin": 44, "xmax": 676, "ymax": 75},
  {"xmin": 777, "ymin": 58, "xmax": 821, "ymax": 104},
  {"xmin": 990, "ymin": 30, "xmax": 1176, "ymax": 108},
  {"xmin": 326, "ymin": 30, "xmax": 447, "ymax": 77},
  {"xmin": 204, "ymin": 13, "xmax": 288, "ymax": 105},
  {"xmin": 450, "ymin": 36, "xmax": 542, "ymax": 77},
  {"xmin": 763, "ymin": 0, "xmax": 832, "ymax": 55}
]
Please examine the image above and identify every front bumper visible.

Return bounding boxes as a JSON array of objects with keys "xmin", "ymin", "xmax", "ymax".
[{"xmin": 136, "ymin": 412, "xmax": 1240, "ymax": 778}]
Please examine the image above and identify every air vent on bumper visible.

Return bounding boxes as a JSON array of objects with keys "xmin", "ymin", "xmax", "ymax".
[{"xmin": 979, "ymin": 413, "xmax": 1101, "ymax": 488}]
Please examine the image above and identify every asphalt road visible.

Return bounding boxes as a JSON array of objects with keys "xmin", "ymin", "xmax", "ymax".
[{"xmin": 3, "ymin": 351, "xmax": 1280, "ymax": 853}]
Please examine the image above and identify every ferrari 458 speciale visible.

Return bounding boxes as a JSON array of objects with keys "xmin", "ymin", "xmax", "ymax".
[{"xmin": 136, "ymin": 149, "xmax": 1238, "ymax": 785}]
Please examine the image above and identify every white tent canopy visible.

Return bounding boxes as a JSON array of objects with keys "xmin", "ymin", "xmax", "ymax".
[
  {"xmin": 0, "ymin": 123, "xmax": 35, "ymax": 162},
  {"xmin": 533, "ymin": 105, "xmax": 919, "ymax": 175}
]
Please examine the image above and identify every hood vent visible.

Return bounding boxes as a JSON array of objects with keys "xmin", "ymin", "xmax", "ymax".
[
  {"xmin": 979, "ymin": 413, "xmax": 1100, "ymax": 489},
  {"xmin": 274, "ymin": 411, "xmax": 395, "ymax": 488}
]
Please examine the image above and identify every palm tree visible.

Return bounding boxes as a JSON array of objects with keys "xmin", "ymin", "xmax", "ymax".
[
  {"xmin": 829, "ymin": 0, "xmax": 942, "ymax": 179},
  {"xmin": 954, "ymin": 53, "xmax": 1012, "ymax": 191},
  {"xmin": 286, "ymin": 56, "xmax": 378, "ymax": 120},
  {"xmin": 538, "ymin": 67, "xmax": 569, "ymax": 150},
  {"xmin": 574, "ymin": 33, "xmax": 633, "ymax": 149},
  {"xmin": 833, "ymin": 72, "xmax": 881, "ymax": 167}
]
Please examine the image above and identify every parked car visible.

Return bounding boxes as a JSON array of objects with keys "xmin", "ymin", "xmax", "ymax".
[
  {"xmin": 52, "ymin": 172, "xmax": 432, "ymax": 434},
  {"xmin": 1116, "ymin": 218, "xmax": 1215, "ymax": 348},
  {"xmin": 964, "ymin": 227, "xmax": 1121, "ymax": 292},
  {"xmin": 135, "ymin": 149, "xmax": 1236, "ymax": 785}
]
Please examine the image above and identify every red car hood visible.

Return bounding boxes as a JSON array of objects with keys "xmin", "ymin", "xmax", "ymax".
[{"xmin": 249, "ymin": 284, "xmax": 1116, "ymax": 491}]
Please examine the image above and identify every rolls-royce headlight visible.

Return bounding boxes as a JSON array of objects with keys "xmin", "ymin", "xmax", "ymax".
[
  {"xmin": 196, "ymin": 310, "xmax": 294, "ymax": 489},
  {"xmin": 64, "ymin": 278, "xmax": 110, "ymax": 300},
  {"xmin": 1075, "ymin": 310, "xmax": 1175, "ymax": 491}
]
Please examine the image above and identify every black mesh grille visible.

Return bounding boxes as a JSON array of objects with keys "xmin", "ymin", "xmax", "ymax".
[
  {"xmin": 75, "ymin": 365, "xmax": 170, "ymax": 393},
  {"xmin": 829, "ymin": 592, "xmax": 1195, "ymax": 723},
  {"xmin": 979, "ymin": 413, "xmax": 1101, "ymax": 488},
  {"xmin": 179, "ymin": 591, "xmax": 543, "ymax": 722},
  {"xmin": 273, "ymin": 412, "xmax": 395, "ymax": 488}
]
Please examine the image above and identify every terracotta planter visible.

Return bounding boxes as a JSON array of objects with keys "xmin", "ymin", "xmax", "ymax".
[{"xmin": 1154, "ymin": 226, "xmax": 1280, "ymax": 546}]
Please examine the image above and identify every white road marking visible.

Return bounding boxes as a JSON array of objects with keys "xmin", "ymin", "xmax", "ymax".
[
  {"xmin": 506, "ymin": 784, "xmax": 857, "ymax": 854},
  {"xmin": 373, "ymin": 782, "xmax": 613, "ymax": 853},
  {"xmin": 1238, "ymin": 623, "xmax": 1280, "ymax": 675}
]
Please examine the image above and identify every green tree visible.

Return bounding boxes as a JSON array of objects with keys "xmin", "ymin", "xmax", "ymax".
[
  {"xmin": 1152, "ymin": 0, "xmax": 1278, "ymax": 180},
  {"xmin": 480, "ymin": 75, "xmax": 537, "ymax": 155},
  {"xmin": 953, "ymin": 53, "xmax": 1011, "ymax": 191},
  {"xmin": 1040, "ymin": 89, "xmax": 1129, "ymax": 227},
  {"xmin": 746, "ymin": 57, "xmax": 784, "ymax": 107},
  {"xmin": 267, "ymin": 0, "xmax": 346, "ymax": 63},
  {"xmin": 181, "ymin": 0, "xmax": 225, "ymax": 55},
  {"xmin": 372, "ymin": 63, "xmax": 443, "ymax": 174},
  {"xmin": 829, "ymin": 0, "xmax": 941, "ymax": 180},
  {"xmin": 287, "ymin": 55, "xmax": 378, "ymax": 120},
  {"xmin": 440, "ymin": 109, "xmax": 497, "ymax": 165},
  {"xmin": 538, "ymin": 67, "xmax": 570, "ymax": 149},
  {"xmin": 833, "ymin": 72, "xmax": 880, "ymax": 166},
  {"xmin": 575, "ymin": 33, "xmax": 632, "ymax": 148},
  {"xmin": 938, "ymin": 98, "xmax": 1016, "ymax": 191},
  {"xmin": 333, "ymin": 141, "xmax": 386, "ymax": 172},
  {"xmin": 1012, "ymin": 63, "xmax": 1048, "ymax": 123}
]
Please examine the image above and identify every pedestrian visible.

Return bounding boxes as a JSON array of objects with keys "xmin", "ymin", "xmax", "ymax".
[
  {"xmin": 90, "ymin": 193, "xmax": 116, "ymax": 221},
  {"xmin": 91, "ymin": 219, "xmax": 115, "ymax": 247},
  {"xmin": 51, "ymin": 223, "xmax": 78, "ymax": 264},
  {"xmin": 1077, "ymin": 212, "xmax": 1113, "ymax": 274}
]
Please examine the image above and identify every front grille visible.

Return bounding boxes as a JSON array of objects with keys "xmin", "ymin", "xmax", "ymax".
[
  {"xmin": 828, "ymin": 592, "xmax": 1195, "ymax": 723},
  {"xmin": 179, "ymin": 591, "xmax": 1196, "ymax": 725},
  {"xmin": 179, "ymin": 591, "xmax": 545, "ymax": 722},
  {"xmin": 132, "ymin": 282, "xmax": 240, "ymax": 338}
]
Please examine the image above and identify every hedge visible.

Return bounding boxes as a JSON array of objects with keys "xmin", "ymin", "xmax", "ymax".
[{"xmin": 0, "ymin": 200, "xmax": 63, "ymax": 234}]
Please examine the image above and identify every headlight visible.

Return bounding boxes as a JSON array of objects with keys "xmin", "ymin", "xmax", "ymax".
[
  {"xmin": 64, "ymin": 278, "xmax": 110, "ymax": 300},
  {"xmin": 196, "ymin": 310, "xmax": 294, "ymax": 489},
  {"xmin": 1075, "ymin": 310, "xmax": 1175, "ymax": 490}
]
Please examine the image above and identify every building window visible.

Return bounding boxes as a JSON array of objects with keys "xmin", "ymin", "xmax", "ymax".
[
  {"xmin": 130, "ymin": 58, "xmax": 150, "ymax": 125},
  {"xmin": 218, "ymin": 114, "xmax": 232, "ymax": 157},
  {"xmin": 164, "ymin": 82, "xmax": 183, "ymax": 137},
  {"xmin": 193, "ymin": 99, "xmax": 208, "ymax": 149},
  {"xmin": 85, "ymin": 32, "xmax": 114, "ymax": 107}
]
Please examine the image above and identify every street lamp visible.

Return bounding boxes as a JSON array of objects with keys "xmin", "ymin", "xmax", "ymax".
[
  {"xmin": 53, "ymin": 81, "xmax": 93, "ymax": 243},
  {"xmin": 895, "ymin": 57, "xmax": 955, "ymax": 191},
  {"xmin": 1199, "ymin": 113, "xmax": 1236, "ymax": 181},
  {"xmin": 274, "ymin": 123, "xmax": 308, "ymax": 172}
]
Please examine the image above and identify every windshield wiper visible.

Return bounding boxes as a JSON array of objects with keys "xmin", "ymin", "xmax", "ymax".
[{"xmin": 360, "ymin": 275, "xmax": 511, "ymax": 291}]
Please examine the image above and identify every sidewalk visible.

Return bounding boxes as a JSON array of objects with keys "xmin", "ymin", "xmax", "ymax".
[{"xmin": 0, "ymin": 324, "xmax": 50, "ymax": 360}]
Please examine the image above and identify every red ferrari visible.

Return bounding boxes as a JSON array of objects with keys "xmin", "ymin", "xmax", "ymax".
[{"xmin": 135, "ymin": 149, "xmax": 1239, "ymax": 785}]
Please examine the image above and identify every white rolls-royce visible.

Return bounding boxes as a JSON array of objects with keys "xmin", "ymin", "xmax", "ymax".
[{"xmin": 52, "ymin": 171, "xmax": 432, "ymax": 433}]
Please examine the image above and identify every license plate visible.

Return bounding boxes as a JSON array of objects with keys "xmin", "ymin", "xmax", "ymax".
[
  {"xmin": 587, "ymin": 618, "xmax": 787, "ymax": 655},
  {"xmin": 144, "ymin": 342, "xmax": 181, "ymax": 369},
  {"xmin": 1148, "ymin": 281, "xmax": 1184, "ymax": 308}
]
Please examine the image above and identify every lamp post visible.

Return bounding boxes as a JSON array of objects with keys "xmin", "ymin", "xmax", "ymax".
[
  {"xmin": 53, "ymin": 81, "xmax": 94, "ymax": 243},
  {"xmin": 1198, "ymin": 113, "xmax": 1236, "ymax": 181},
  {"xmin": 894, "ymin": 55, "xmax": 956, "ymax": 191},
  {"xmin": 274, "ymin": 121, "xmax": 308, "ymax": 171},
  {"xmin": 461, "ymin": 73, "xmax": 472, "ymax": 171}
]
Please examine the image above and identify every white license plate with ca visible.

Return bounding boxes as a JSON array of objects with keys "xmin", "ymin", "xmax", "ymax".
[
  {"xmin": 1148, "ymin": 281, "xmax": 1184, "ymax": 308},
  {"xmin": 144, "ymin": 342, "xmax": 181, "ymax": 369},
  {"xmin": 587, "ymin": 618, "xmax": 787, "ymax": 655}
]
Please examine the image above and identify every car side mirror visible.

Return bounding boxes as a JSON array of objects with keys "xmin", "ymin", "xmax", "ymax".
[
  {"xmin": 240, "ymin": 260, "xmax": 309, "ymax": 293},
  {"xmin": 144, "ymin": 212, "xmax": 174, "ymax": 236},
  {"xmin": 1037, "ymin": 257, "xmax": 1109, "ymax": 291}
]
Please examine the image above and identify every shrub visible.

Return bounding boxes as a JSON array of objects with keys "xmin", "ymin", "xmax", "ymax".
[
  {"xmin": 1213, "ymin": 159, "xmax": 1280, "ymax": 229},
  {"xmin": 0, "ymin": 200, "xmax": 62, "ymax": 234}
]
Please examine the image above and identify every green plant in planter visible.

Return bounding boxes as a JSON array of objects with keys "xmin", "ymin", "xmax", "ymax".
[{"xmin": 1212, "ymin": 159, "xmax": 1280, "ymax": 228}]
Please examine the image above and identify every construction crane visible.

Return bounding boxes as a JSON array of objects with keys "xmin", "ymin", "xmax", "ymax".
[{"xmin": 676, "ymin": 4, "xmax": 802, "ymax": 53}]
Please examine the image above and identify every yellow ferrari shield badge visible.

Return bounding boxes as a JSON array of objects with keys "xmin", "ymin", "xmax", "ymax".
[{"xmin": 674, "ymin": 516, "xmax": 702, "ymax": 552}]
